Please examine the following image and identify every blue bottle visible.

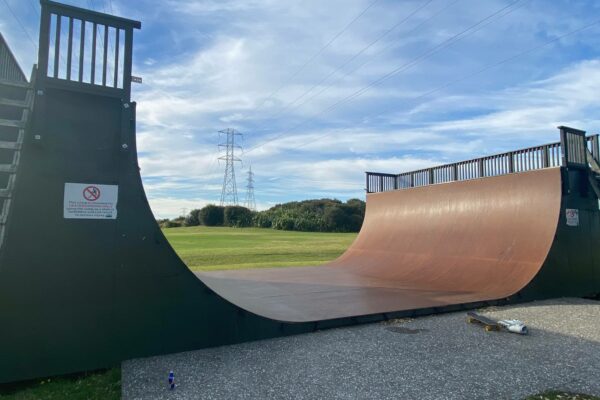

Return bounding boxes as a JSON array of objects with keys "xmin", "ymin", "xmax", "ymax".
[{"xmin": 168, "ymin": 370, "xmax": 175, "ymax": 390}]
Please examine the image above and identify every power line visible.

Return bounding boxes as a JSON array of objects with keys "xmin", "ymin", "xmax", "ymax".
[
  {"xmin": 2, "ymin": 0, "xmax": 38, "ymax": 51},
  {"xmin": 254, "ymin": 0, "xmax": 380, "ymax": 112},
  {"xmin": 244, "ymin": 0, "xmax": 522, "ymax": 155},
  {"xmin": 28, "ymin": 0, "xmax": 40, "ymax": 17},
  {"xmin": 288, "ymin": 0, "xmax": 463, "ymax": 116},
  {"xmin": 378, "ymin": 17, "xmax": 600, "ymax": 122},
  {"xmin": 255, "ymin": 0, "xmax": 435, "ymax": 128},
  {"xmin": 289, "ymin": 17, "xmax": 600, "ymax": 152}
]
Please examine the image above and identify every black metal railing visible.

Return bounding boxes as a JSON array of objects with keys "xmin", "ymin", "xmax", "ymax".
[
  {"xmin": 366, "ymin": 127, "xmax": 600, "ymax": 193},
  {"xmin": 37, "ymin": 0, "xmax": 140, "ymax": 99},
  {"xmin": 0, "ymin": 32, "xmax": 27, "ymax": 82}
]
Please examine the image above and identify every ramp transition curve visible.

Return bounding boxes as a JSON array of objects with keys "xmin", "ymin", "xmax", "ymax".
[
  {"xmin": 0, "ymin": 0, "xmax": 599, "ymax": 383},
  {"xmin": 197, "ymin": 168, "xmax": 563, "ymax": 322}
]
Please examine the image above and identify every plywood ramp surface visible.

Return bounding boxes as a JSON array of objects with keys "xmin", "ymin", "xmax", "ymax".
[{"xmin": 196, "ymin": 168, "xmax": 562, "ymax": 322}]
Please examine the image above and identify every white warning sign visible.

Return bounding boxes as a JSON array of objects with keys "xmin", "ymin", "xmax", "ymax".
[
  {"xmin": 565, "ymin": 208, "xmax": 579, "ymax": 227},
  {"xmin": 64, "ymin": 183, "xmax": 118, "ymax": 219}
]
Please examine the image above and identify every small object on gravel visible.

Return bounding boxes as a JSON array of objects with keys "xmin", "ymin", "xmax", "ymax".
[
  {"xmin": 168, "ymin": 370, "xmax": 175, "ymax": 390},
  {"xmin": 498, "ymin": 319, "xmax": 528, "ymax": 334}
]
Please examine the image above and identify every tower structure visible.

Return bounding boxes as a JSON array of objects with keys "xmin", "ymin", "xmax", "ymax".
[
  {"xmin": 218, "ymin": 128, "xmax": 242, "ymax": 206},
  {"xmin": 245, "ymin": 166, "xmax": 256, "ymax": 211}
]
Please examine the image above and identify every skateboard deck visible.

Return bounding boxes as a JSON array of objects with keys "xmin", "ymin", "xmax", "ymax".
[{"xmin": 466, "ymin": 311, "xmax": 500, "ymax": 331}]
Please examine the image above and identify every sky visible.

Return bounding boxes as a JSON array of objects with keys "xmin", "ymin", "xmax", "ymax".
[{"xmin": 2, "ymin": 0, "xmax": 600, "ymax": 218}]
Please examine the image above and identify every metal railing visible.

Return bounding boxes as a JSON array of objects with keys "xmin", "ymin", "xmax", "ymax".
[
  {"xmin": 0, "ymin": 32, "xmax": 27, "ymax": 82},
  {"xmin": 366, "ymin": 127, "xmax": 600, "ymax": 193},
  {"xmin": 37, "ymin": 0, "xmax": 141, "ymax": 99}
]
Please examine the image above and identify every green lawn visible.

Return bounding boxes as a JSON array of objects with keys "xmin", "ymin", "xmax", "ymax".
[
  {"xmin": 164, "ymin": 225, "xmax": 357, "ymax": 271},
  {"xmin": 0, "ymin": 369, "xmax": 120, "ymax": 400}
]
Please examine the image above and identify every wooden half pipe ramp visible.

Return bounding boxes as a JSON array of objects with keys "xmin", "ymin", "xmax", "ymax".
[{"xmin": 0, "ymin": 0, "xmax": 599, "ymax": 383}]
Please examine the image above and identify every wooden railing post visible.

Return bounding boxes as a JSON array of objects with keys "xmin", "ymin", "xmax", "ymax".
[
  {"xmin": 590, "ymin": 135, "xmax": 599, "ymax": 164},
  {"xmin": 559, "ymin": 125, "xmax": 586, "ymax": 167}
]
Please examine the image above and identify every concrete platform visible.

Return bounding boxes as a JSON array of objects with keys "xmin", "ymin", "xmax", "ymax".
[{"xmin": 122, "ymin": 298, "xmax": 600, "ymax": 400}]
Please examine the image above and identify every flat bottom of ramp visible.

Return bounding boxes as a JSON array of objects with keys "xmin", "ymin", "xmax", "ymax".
[
  {"xmin": 122, "ymin": 298, "xmax": 600, "ymax": 400},
  {"xmin": 195, "ymin": 266, "xmax": 478, "ymax": 322}
]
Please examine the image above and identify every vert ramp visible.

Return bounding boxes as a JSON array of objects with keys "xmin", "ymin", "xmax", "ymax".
[{"xmin": 0, "ymin": 0, "xmax": 599, "ymax": 384}]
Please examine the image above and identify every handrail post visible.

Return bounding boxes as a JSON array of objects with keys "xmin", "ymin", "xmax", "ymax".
[
  {"xmin": 452, "ymin": 164, "xmax": 458, "ymax": 181},
  {"xmin": 559, "ymin": 125, "xmax": 586, "ymax": 167},
  {"xmin": 542, "ymin": 146, "xmax": 549, "ymax": 168},
  {"xmin": 428, "ymin": 169, "xmax": 434, "ymax": 185},
  {"xmin": 123, "ymin": 27, "xmax": 134, "ymax": 100},
  {"xmin": 591, "ymin": 135, "xmax": 599, "ymax": 163},
  {"xmin": 37, "ymin": 7, "xmax": 52, "ymax": 80},
  {"xmin": 508, "ymin": 152, "xmax": 514, "ymax": 173},
  {"xmin": 478, "ymin": 159, "xmax": 484, "ymax": 178}
]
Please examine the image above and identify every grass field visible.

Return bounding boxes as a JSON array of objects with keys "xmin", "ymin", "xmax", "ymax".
[{"xmin": 164, "ymin": 225, "xmax": 357, "ymax": 271}]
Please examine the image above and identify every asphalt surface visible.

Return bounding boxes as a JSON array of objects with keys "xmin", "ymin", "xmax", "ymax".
[{"xmin": 122, "ymin": 298, "xmax": 600, "ymax": 400}]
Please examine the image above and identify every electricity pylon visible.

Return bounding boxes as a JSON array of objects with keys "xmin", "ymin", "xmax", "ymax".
[
  {"xmin": 245, "ymin": 165, "xmax": 256, "ymax": 211},
  {"xmin": 218, "ymin": 128, "xmax": 242, "ymax": 206}
]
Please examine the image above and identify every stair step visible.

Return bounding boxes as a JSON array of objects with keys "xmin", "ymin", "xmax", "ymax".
[
  {"xmin": 0, "ymin": 98, "xmax": 28, "ymax": 108},
  {"xmin": 0, "ymin": 141, "xmax": 20, "ymax": 150},
  {"xmin": 0, "ymin": 79, "xmax": 30, "ymax": 89},
  {"xmin": 0, "ymin": 164, "xmax": 16, "ymax": 173},
  {"xmin": 0, "ymin": 119, "xmax": 24, "ymax": 128},
  {"xmin": 0, "ymin": 189, "xmax": 11, "ymax": 198}
]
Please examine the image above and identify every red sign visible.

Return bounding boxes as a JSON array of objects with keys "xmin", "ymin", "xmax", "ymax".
[{"xmin": 83, "ymin": 186, "xmax": 101, "ymax": 202}]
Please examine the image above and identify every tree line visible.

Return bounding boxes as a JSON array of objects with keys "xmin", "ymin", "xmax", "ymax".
[{"xmin": 157, "ymin": 198, "xmax": 365, "ymax": 233}]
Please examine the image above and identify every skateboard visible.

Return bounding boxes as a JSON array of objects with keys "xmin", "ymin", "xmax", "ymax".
[
  {"xmin": 466, "ymin": 312, "xmax": 528, "ymax": 334},
  {"xmin": 467, "ymin": 312, "xmax": 500, "ymax": 331}
]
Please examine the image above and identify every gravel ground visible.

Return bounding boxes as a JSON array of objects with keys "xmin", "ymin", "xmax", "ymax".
[{"xmin": 122, "ymin": 298, "xmax": 600, "ymax": 400}]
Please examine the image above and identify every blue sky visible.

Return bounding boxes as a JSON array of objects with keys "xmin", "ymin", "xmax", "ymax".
[{"xmin": 2, "ymin": 0, "xmax": 600, "ymax": 218}]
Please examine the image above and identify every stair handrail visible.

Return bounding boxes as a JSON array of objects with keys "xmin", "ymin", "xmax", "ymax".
[{"xmin": 0, "ymin": 32, "xmax": 27, "ymax": 82}]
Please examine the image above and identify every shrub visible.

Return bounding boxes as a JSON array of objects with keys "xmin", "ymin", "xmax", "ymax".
[
  {"xmin": 184, "ymin": 209, "xmax": 201, "ymax": 226},
  {"xmin": 273, "ymin": 215, "xmax": 295, "ymax": 231},
  {"xmin": 253, "ymin": 212, "xmax": 272, "ymax": 228},
  {"xmin": 224, "ymin": 206, "xmax": 254, "ymax": 227},
  {"xmin": 163, "ymin": 219, "xmax": 182, "ymax": 228},
  {"xmin": 199, "ymin": 204, "xmax": 224, "ymax": 226}
]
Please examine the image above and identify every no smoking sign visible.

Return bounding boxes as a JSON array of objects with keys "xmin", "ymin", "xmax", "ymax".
[
  {"xmin": 83, "ymin": 186, "xmax": 101, "ymax": 201},
  {"xmin": 64, "ymin": 183, "xmax": 119, "ymax": 219}
]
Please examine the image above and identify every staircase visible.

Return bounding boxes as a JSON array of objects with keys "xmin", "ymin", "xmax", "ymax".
[{"xmin": 0, "ymin": 78, "xmax": 32, "ymax": 249}]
